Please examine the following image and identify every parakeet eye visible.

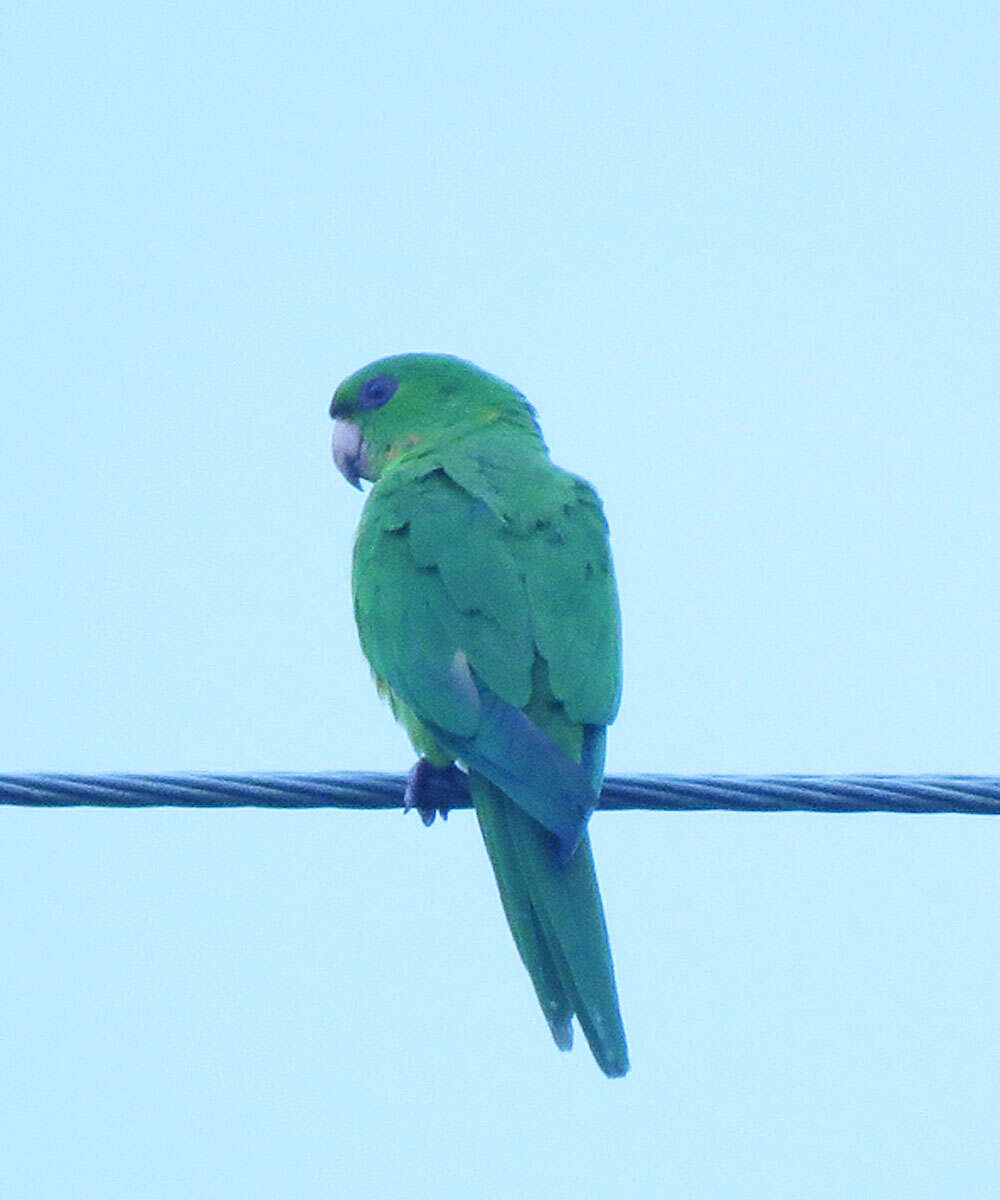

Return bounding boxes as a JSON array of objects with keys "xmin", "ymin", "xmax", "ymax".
[{"xmin": 358, "ymin": 374, "xmax": 398, "ymax": 411}]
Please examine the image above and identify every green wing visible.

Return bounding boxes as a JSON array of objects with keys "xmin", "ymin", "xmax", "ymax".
[
  {"xmin": 352, "ymin": 444, "xmax": 627, "ymax": 1076},
  {"xmin": 354, "ymin": 446, "xmax": 621, "ymax": 731}
]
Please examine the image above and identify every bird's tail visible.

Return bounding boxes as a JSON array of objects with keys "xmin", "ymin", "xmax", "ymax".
[{"xmin": 470, "ymin": 772, "xmax": 629, "ymax": 1078}]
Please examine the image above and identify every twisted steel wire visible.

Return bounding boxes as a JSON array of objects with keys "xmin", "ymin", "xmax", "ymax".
[{"xmin": 3, "ymin": 772, "xmax": 1000, "ymax": 815}]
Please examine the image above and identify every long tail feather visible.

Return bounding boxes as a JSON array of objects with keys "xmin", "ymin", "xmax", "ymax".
[
  {"xmin": 470, "ymin": 772, "xmax": 628, "ymax": 1077},
  {"xmin": 473, "ymin": 777, "xmax": 573, "ymax": 1048}
]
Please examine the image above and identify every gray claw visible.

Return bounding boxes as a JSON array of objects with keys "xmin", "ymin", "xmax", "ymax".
[{"xmin": 404, "ymin": 759, "xmax": 464, "ymax": 825}]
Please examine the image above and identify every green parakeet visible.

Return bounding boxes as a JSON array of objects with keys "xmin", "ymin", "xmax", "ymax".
[{"xmin": 330, "ymin": 353, "xmax": 628, "ymax": 1078}]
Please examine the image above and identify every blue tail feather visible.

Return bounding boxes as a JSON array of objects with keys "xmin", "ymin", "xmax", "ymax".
[{"xmin": 429, "ymin": 685, "xmax": 598, "ymax": 857}]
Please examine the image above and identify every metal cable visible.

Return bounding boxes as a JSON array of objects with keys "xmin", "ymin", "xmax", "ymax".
[{"xmin": 3, "ymin": 772, "xmax": 1000, "ymax": 815}]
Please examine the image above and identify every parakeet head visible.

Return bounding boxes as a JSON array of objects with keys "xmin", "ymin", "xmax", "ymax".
[{"xmin": 329, "ymin": 353, "xmax": 541, "ymax": 488}]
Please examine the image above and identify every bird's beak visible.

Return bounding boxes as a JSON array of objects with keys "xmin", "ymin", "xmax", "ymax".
[{"xmin": 331, "ymin": 418, "xmax": 368, "ymax": 490}]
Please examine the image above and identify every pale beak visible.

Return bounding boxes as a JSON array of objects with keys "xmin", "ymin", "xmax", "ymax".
[{"xmin": 331, "ymin": 418, "xmax": 367, "ymax": 490}]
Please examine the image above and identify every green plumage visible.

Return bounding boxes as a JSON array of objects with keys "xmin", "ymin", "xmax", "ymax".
[{"xmin": 330, "ymin": 354, "xmax": 628, "ymax": 1077}]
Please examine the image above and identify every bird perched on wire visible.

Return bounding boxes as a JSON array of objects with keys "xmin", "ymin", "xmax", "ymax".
[{"xmin": 330, "ymin": 353, "xmax": 627, "ymax": 1077}]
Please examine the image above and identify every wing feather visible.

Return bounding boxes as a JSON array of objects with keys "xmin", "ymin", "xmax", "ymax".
[{"xmin": 353, "ymin": 450, "xmax": 621, "ymax": 740}]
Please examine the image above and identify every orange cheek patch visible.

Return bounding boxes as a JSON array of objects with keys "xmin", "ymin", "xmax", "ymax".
[{"xmin": 386, "ymin": 433, "xmax": 422, "ymax": 462}]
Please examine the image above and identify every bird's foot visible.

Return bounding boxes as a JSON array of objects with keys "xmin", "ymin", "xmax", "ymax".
[{"xmin": 403, "ymin": 759, "xmax": 465, "ymax": 826}]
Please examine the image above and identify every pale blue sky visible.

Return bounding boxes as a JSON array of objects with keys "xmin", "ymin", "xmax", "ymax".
[{"xmin": 2, "ymin": 2, "xmax": 999, "ymax": 1196}]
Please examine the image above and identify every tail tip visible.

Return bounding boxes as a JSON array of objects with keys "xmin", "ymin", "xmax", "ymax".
[
  {"xmin": 590, "ymin": 1014, "xmax": 630, "ymax": 1078},
  {"xmin": 598, "ymin": 1050, "xmax": 630, "ymax": 1079},
  {"xmin": 547, "ymin": 1015, "xmax": 573, "ymax": 1052}
]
